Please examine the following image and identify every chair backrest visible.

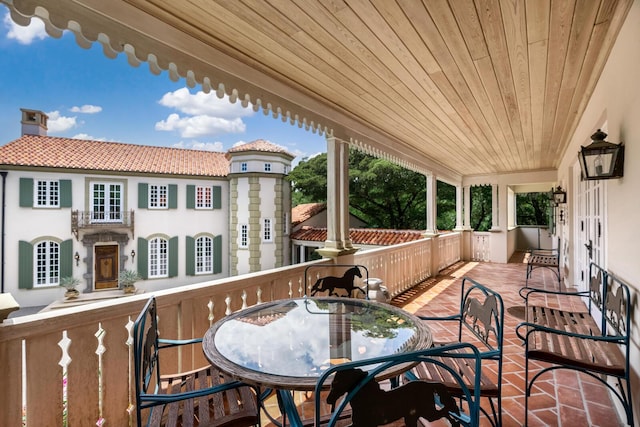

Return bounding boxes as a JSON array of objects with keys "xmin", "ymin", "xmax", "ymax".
[
  {"xmin": 133, "ymin": 297, "xmax": 161, "ymax": 424},
  {"xmin": 603, "ymin": 271, "xmax": 631, "ymax": 342},
  {"xmin": 304, "ymin": 264, "xmax": 369, "ymax": 298},
  {"xmin": 458, "ymin": 277, "xmax": 504, "ymax": 357},
  {"xmin": 315, "ymin": 342, "xmax": 482, "ymax": 427}
]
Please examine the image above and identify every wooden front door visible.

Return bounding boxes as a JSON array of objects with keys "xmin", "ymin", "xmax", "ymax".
[{"xmin": 95, "ymin": 245, "xmax": 119, "ymax": 290}]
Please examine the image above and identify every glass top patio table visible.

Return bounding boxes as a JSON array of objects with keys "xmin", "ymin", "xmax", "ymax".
[{"xmin": 202, "ymin": 296, "xmax": 432, "ymax": 391}]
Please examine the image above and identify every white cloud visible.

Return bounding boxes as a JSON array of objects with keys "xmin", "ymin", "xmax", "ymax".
[
  {"xmin": 156, "ymin": 88, "xmax": 254, "ymax": 139},
  {"xmin": 158, "ymin": 88, "xmax": 253, "ymax": 118},
  {"xmin": 71, "ymin": 133, "xmax": 108, "ymax": 141},
  {"xmin": 155, "ymin": 113, "xmax": 246, "ymax": 138},
  {"xmin": 3, "ymin": 13, "xmax": 47, "ymax": 45},
  {"xmin": 70, "ymin": 105, "xmax": 102, "ymax": 114},
  {"xmin": 172, "ymin": 140, "xmax": 224, "ymax": 152},
  {"xmin": 46, "ymin": 111, "xmax": 77, "ymax": 133}
]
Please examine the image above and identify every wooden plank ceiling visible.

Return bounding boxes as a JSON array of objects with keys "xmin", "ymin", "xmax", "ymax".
[{"xmin": 5, "ymin": 0, "xmax": 633, "ymax": 180}]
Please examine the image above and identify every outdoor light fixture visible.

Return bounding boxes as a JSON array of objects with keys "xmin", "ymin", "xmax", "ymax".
[
  {"xmin": 578, "ymin": 129, "xmax": 624, "ymax": 180},
  {"xmin": 74, "ymin": 251, "xmax": 80, "ymax": 266},
  {"xmin": 131, "ymin": 249, "xmax": 136, "ymax": 262},
  {"xmin": 552, "ymin": 186, "xmax": 567, "ymax": 205}
]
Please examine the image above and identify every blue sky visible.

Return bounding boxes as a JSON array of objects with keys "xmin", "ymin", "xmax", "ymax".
[{"xmin": 0, "ymin": 6, "xmax": 326, "ymax": 164}]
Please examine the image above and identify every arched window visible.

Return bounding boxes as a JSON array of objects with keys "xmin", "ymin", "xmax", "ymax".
[
  {"xmin": 196, "ymin": 236, "xmax": 213, "ymax": 274},
  {"xmin": 35, "ymin": 240, "xmax": 59, "ymax": 287},
  {"xmin": 149, "ymin": 237, "xmax": 168, "ymax": 278}
]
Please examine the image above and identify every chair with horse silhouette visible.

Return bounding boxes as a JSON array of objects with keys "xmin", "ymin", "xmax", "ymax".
[
  {"xmin": 410, "ymin": 277, "xmax": 504, "ymax": 427},
  {"xmin": 304, "ymin": 264, "xmax": 369, "ymax": 299},
  {"xmin": 314, "ymin": 342, "xmax": 483, "ymax": 427},
  {"xmin": 133, "ymin": 296, "xmax": 260, "ymax": 427}
]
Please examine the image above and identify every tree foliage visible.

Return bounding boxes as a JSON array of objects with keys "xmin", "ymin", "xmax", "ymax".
[
  {"xmin": 516, "ymin": 193, "xmax": 551, "ymax": 225},
  {"xmin": 288, "ymin": 149, "xmax": 426, "ymax": 229},
  {"xmin": 437, "ymin": 181, "xmax": 456, "ymax": 231}
]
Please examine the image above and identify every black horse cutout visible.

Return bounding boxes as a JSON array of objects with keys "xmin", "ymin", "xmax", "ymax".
[
  {"xmin": 326, "ymin": 368, "xmax": 460, "ymax": 427},
  {"xmin": 310, "ymin": 266, "xmax": 364, "ymax": 297}
]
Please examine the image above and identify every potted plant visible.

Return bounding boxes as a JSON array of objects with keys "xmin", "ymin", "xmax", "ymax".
[
  {"xmin": 60, "ymin": 276, "xmax": 81, "ymax": 299},
  {"xmin": 119, "ymin": 269, "xmax": 141, "ymax": 294}
]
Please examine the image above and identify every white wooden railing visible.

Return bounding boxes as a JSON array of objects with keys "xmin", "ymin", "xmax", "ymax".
[
  {"xmin": 437, "ymin": 232, "xmax": 461, "ymax": 271},
  {"xmin": 472, "ymin": 231, "xmax": 491, "ymax": 261},
  {"xmin": 0, "ymin": 234, "xmax": 460, "ymax": 426}
]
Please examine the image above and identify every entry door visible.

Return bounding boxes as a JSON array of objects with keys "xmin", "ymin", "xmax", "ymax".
[
  {"xmin": 95, "ymin": 245, "xmax": 119, "ymax": 290},
  {"xmin": 574, "ymin": 164, "xmax": 606, "ymax": 292}
]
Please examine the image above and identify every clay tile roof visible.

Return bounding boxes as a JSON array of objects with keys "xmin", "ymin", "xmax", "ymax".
[
  {"xmin": 290, "ymin": 227, "xmax": 424, "ymax": 246},
  {"xmin": 0, "ymin": 135, "xmax": 229, "ymax": 177},
  {"xmin": 227, "ymin": 139, "xmax": 294, "ymax": 158},
  {"xmin": 292, "ymin": 202, "xmax": 326, "ymax": 225}
]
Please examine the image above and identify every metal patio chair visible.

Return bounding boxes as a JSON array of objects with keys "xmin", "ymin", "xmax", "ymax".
[
  {"xmin": 311, "ymin": 342, "xmax": 483, "ymax": 427},
  {"xmin": 412, "ymin": 277, "xmax": 504, "ymax": 427},
  {"xmin": 133, "ymin": 296, "xmax": 260, "ymax": 427}
]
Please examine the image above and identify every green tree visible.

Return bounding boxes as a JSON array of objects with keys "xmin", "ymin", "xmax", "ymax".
[
  {"xmin": 437, "ymin": 181, "xmax": 456, "ymax": 231},
  {"xmin": 516, "ymin": 193, "xmax": 550, "ymax": 225},
  {"xmin": 289, "ymin": 153, "xmax": 328, "ymax": 206},
  {"xmin": 470, "ymin": 185, "xmax": 492, "ymax": 231},
  {"xmin": 288, "ymin": 149, "xmax": 426, "ymax": 229}
]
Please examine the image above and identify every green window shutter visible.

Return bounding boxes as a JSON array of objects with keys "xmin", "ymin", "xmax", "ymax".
[
  {"xmin": 186, "ymin": 185, "xmax": 195, "ymax": 209},
  {"xmin": 168, "ymin": 184, "xmax": 178, "ymax": 209},
  {"xmin": 19, "ymin": 178, "xmax": 33, "ymax": 207},
  {"xmin": 186, "ymin": 236, "xmax": 195, "ymax": 276},
  {"xmin": 60, "ymin": 239, "xmax": 73, "ymax": 278},
  {"xmin": 60, "ymin": 180, "xmax": 72, "ymax": 207},
  {"xmin": 137, "ymin": 237, "xmax": 148, "ymax": 279},
  {"xmin": 138, "ymin": 183, "xmax": 148, "ymax": 209},
  {"xmin": 169, "ymin": 236, "xmax": 178, "ymax": 277},
  {"xmin": 212, "ymin": 186, "xmax": 222, "ymax": 209},
  {"xmin": 213, "ymin": 235, "xmax": 222, "ymax": 274},
  {"xmin": 18, "ymin": 240, "xmax": 33, "ymax": 289}
]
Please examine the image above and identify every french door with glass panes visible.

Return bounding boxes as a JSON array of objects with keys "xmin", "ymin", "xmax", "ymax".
[
  {"xmin": 91, "ymin": 182, "xmax": 123, "ymax": 223},
  {"xmin": 574, "ymin": 164, "xmax": 606, "ymax": 292}
]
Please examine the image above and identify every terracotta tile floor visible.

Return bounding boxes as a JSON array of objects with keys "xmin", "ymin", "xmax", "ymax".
[{"xmin": 262, "ymin": 255, "xmax": 627, "ymax": 426}]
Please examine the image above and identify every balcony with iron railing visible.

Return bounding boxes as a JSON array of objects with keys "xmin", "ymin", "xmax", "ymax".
[{"xmin": 71, "ymin": 210, "xmax": 135, "ymax": 239}]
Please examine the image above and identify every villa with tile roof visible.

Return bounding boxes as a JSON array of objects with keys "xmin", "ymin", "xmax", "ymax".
[
  {"xmin": 0, "ymin": 109, "xmax": 294, "ymax": 308},
  {"xmin": 290, "ymin": 202, "xmax": 424, "ymax": 263}
]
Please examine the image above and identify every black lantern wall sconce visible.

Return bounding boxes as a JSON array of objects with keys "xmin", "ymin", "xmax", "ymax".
[
  {"xmin": 131, "ymin": 249, "xmax": 136, "ymax": 263},
  {"xmin": 74, "ymin": 251, "xmax": 80, "ymax": 266},
  {"xmin": 578, "ymin": 129, "xmax": 624, "ymax": 180},
  {"xmin": 550, "ymin": 186, "xmax": 567, "ymax": 225},
  {"xmin": 552, "ymin": 186, "xmax": 567, "ymax": 205}
]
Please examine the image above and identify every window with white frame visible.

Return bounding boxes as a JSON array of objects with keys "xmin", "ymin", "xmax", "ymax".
[
  {"xmin": 149, "ymin": 237, "xmax": 168, "ymax": 278},
  {"xmin": 36, "ymin": 180, "xmax": 59, "ymax": 207},
  {"xmin": 263, "ymin": 218, "xmax": 273, "ymax": 241},
  {"xmin": 264, "ymin": 163, "xmax": 271, "ymax": 172},
  {"xmin": 195, "ymin": 236, "xmax": 213, "ymax": 274},
  {"xmin": 92, "ymin": 182, "xmax": 122, "ymax": 222},
  {"xmin": 149, "ymin": 184, "xmax": 168, "ymax": 209},
  {"xmin": 196, "ymin": 185, "xmax": 213, "ymax": 209},
  {"xmin": 35, "ymin": 240, "xmax": 59, "ymax": 287},
  {"xmin": 240, "ymin": 224, "xmax": 248, "ymax": 248}
]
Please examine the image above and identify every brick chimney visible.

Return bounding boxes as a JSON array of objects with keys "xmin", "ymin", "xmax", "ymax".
[{"xmin": 20, "ymin": 108, "xmax": 48, "ymax": 136}]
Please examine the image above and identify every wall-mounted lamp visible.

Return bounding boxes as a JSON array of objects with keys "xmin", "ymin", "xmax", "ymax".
[
  {"xmin": 131, "ymin": 249, "xmax": 136, "ymax": 263},
  {"xmin": 578, "ymin": 129, "xmax": 624, "ymax": 180},
  {"xmin": 552, "ymin": 186, "xmax": 567, "ymax": 205},
  {"xmin": 74, "ymin": 251, "xmax": 80, "ymax": 266}
]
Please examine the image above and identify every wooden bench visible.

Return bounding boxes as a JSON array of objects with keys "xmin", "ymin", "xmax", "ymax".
[
  {"xmin": 516, "ymin": 262, "xmax": 633, "ymax": 426},
  {"xmin": 524, "ymin": 243, "xmax": 560, "ymax": 288}
]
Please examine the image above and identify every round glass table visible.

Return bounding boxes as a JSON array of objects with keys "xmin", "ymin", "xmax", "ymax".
[{"xmin": 202, "ymin": 296, "xmax": 432, "ymax": 391}]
